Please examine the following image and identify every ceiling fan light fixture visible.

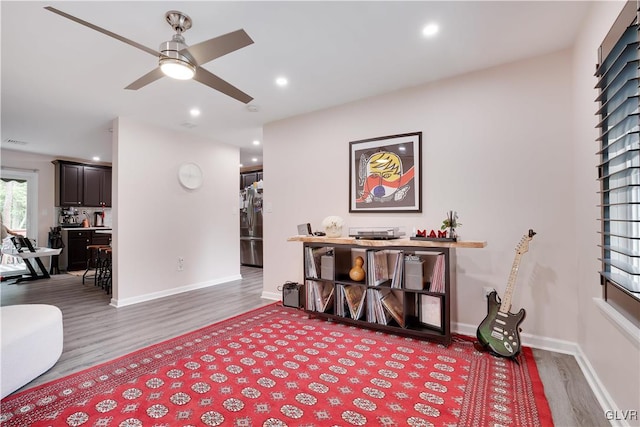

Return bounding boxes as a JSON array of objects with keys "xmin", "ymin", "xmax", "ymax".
[
  {"xmin": 45, "ymin": 7, "xmax": 253, "ymax": 102},
  {"xmin": 160, "ymin": 57, "xmax": 195, "ymax": 80},
  {"xmin": 159, "ymin": 34, "xmax": 195, "ymax": 80}
]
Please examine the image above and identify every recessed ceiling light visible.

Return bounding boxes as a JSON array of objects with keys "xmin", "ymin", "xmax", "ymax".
[
  {"xmin": 239, "ymin": 163, "xmax": 244, "ymax": 168},
  {"xmin": 190, "ymin": 108, "xmax": 201, "ymax": 117},
  {"xmin": 422, "ymin": 23, "xmax": 439, "ymax": 37},
  {"xmin": 253, "ymin": 140, "xmax": 260, "ymax": 146},
  {"xmin": 92, "ymin": 156, "xmax": 100, "ymax": 161},
  {"xmin": 252, "ymin": 157, "xmax": 258, "ymax": 162},
  {"xmin": 275, "ymin": 77, "xmax": 288, "ymax": 87}
]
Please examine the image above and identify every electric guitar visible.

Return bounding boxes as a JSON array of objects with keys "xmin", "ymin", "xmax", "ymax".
[{"xmin": 477, "ymin": 229, "xmax": 536, "ymax": 358}]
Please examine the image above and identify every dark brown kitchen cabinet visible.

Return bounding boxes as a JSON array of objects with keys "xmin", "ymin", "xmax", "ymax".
[
  {"xmin": 65, "ymin": 230, "xmax": 111, "ymax": 271},
  {"xmin": 91, "ymin": 233, "xmax": 111, "ymax": 246},
  {"xmin": 56, "ymin": 162, "xmax": 84, "ymax": 206},
  {"xmin": 103, "ymin": 169, "xmax": 112, "ymax": 206},
  {"xmin": 83, "ymin": 166, "xmax": 112, "ymax": 207},
  {"xmin": 54, "ymin": 160, "xmax": 112, "ymax": 207},
  {"xmin": 66, "ymin": 230, "xmax": 91, "ymax": 271}
]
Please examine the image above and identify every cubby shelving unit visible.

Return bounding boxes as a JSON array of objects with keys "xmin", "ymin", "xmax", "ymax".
[{"xmin": 288, "ymin": 236, "xmax": 487, "ymax": 345}]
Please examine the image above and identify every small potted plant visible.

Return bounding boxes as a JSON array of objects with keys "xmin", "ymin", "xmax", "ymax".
[{"xmin": 441, "ymin": 211, "xmax": 461, "ymax": 240}]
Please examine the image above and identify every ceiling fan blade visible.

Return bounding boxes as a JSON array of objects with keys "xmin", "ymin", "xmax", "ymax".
[
  {"xmin": 193, "ymin": 67, "xmax": 253, "ymax": 104},
  {"xmin": 44, "ymin": 6, "xmax": 160, "ymax": 57},
  {"xmin": 183, "ymin": 29, "xmax": 254, "ymax": 66},
  {"xmin": 125, "ymin": 68, "xmax": 165, "ymax": 90}
]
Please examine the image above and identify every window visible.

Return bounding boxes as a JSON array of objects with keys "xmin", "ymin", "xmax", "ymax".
[
  {"xmin": 0, "ymin": 168, "xmax": 39, "ymax": 279},
  {"xmin": 597, "ymin": 0, "xmax": 640, "ymax": 326}
]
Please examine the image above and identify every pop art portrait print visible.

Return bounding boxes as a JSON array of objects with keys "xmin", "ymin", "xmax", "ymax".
[{"xmin": 349, "ymin": 132, "xmax": 422, "ymax": 213}]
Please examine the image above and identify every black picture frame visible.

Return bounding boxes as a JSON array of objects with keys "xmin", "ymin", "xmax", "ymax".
[{"xmin": 349, "ymin": 132, "xmax": 422, "ymax": 213}]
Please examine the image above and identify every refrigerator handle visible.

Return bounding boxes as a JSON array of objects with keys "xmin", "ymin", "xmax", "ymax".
[{"xmin": 247, "ymin": 188, "xmax": 255, "ymax": 230}]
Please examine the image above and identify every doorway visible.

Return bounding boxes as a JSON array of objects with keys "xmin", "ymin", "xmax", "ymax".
[{"xmin": 0, "ymin": 168, "xmax": 38, "ymax": 278}]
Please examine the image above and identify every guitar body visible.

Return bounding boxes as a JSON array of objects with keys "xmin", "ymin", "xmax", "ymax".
[
  {"xmin": 477, "ymin": 230, "xmax": 535, "ymax": 359},
  {"xmin": 477, "ymin": 291, "xmax": 526, "ymax": 358}
]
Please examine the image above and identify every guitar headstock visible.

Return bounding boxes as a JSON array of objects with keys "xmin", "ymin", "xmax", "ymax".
[{"xmin": 516, "ymin": 229, "xmax": 536, "ymax": 254}]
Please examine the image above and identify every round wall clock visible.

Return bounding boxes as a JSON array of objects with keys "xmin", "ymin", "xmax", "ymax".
[{"xmin": 178, "ymin": 162, "xmax": 203, "ymax": 189}]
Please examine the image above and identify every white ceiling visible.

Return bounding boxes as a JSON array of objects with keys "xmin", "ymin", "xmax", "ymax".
[{"xmin": 1, "ymin": 1, "xmax": 592, "ymax": 167}]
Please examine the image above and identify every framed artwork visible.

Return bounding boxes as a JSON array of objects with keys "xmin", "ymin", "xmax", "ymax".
[
  {"xmin": 349, "ymin": 132, "xmax": 422, "ymax": 213},
  {"xmin": 418, "ymin": 294, "xmax": 443, "ymax": 332}
]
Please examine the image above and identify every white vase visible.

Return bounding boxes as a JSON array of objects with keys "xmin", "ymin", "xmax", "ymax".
[{"xmin": 325, "ymin": 225, "xmax": 342, "ymax": 238}]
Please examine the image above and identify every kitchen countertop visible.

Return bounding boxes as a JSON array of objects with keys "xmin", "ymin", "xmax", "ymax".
[{"xmin": 60, "ymin": 227, "xmax": 112, "ymax": 231}]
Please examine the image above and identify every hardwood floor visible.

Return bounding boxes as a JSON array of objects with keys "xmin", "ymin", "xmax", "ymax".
[
  {"xmin": 1, "ymin": 267, "xmax": 606, "ymax": 425},
  {"xmin": 532, "ymin": 349, "xmax": 608, "ymax": 426},
  {"xmin": 0, "ymin": 266, "xmax": 271, "ymax": 391}
]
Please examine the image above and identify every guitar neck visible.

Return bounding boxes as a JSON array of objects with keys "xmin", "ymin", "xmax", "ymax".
[{"xmin": 500, "ymin": 252, "xmax": 524, "ymax": 313}]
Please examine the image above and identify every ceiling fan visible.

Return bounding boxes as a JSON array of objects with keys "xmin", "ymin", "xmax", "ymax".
[{"xmin": 45, "ymin": 6, "xmax": 254, "ymax": 103}]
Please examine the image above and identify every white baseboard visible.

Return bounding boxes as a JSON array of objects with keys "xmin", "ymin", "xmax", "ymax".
[
  {"xmin": 450, "ymin": 322, "xmax": 477, "ymax": 339},
  {"xmin": 454, "ymin": 321, "xmax": 579, "ymax": 354},
  {"xmin": 261, "ymin": 290, "xmax": 280, "ymax": 301},
  {"xmin": 573, "ymin": 346, "xmax": 631, "ymax": 427},
  {"xmin": 109, "ymin": 274, "xmax": 242, "ymax": 307}
]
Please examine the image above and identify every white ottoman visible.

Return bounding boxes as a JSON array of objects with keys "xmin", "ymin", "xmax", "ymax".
[{"xmin": 1, "ymin": 304, "xmax": 63, "ymax": 398}]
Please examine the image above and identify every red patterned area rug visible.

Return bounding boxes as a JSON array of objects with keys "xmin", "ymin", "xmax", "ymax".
[{"xmin": 0, "ymin": 303, "xmax": 552, "ymax": 426}]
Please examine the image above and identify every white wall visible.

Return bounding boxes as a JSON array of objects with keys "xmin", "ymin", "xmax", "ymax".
[
  {"xmin": 264, "ymin": 49, "xmax": 576, "ymax": 341},
  {"xmin": 572, "ymin": 0, "xmax": 640, "ymax": 416},
  {"xmin": 112, "ymin": 117, "xmax": 241, "ymax": 306},
  {"xmin": 263, "ymin": 0, "xmax": 639, "ymax": 417}
]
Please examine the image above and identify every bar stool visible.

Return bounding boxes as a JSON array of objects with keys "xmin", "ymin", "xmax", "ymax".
[
  {"xmin": 98, "ymin": 247, "xmax": 113, "ymax": 294},
  {"xmin": 83, "ymin": 244, "xmax": 109, "ymax": 285}
]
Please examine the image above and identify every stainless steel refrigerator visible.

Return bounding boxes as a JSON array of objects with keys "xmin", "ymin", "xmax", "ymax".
[{"xmin": 240, "ymin": 186, "xmax": 263, "ymax": 267}]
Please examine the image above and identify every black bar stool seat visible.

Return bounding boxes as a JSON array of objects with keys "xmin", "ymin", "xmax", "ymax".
[{"xmin": 83, "ymin": 244, "xmax": 109, "ymax": 285}]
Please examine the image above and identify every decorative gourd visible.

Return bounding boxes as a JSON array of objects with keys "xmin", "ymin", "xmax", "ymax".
[{"xmin": 349, "ymin": 256, "xmax": 365, "ymax": 282}]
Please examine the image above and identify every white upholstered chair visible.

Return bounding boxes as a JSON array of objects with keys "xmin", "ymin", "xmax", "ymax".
[{"xmin": 1, "ymin": 304, "xmax": 63, "ymax": 398}]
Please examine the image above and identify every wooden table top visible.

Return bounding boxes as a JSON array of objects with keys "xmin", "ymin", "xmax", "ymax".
[{"xmin": 287, "ymin": 235, "xmax": 487, "ymax": 249}]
